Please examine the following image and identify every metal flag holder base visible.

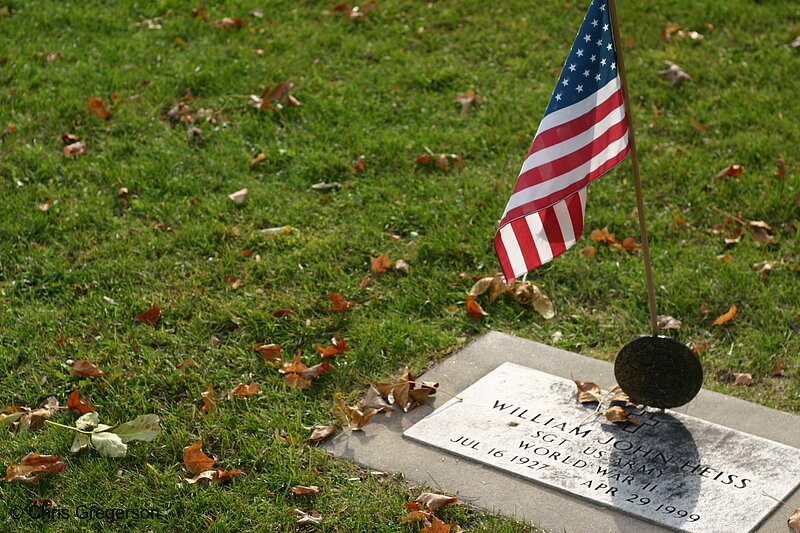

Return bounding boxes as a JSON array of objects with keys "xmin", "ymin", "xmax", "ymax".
[{"xmin": 608, "ymin": 0, "xmax": 702, "ymax": 409}]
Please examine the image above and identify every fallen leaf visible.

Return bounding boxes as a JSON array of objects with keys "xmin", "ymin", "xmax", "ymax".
[
  {"xmin": 306, "ymin": 425, "xmax": 337, "ymax": 443},
  {"xmin": 370, "ymin": 253, "xmax": 393, "ymax": 273},
  {"xmin": 315, "ymin": 335, "xmax": 348, "ymax": 358},
  {"xmin": 465, "ymin": 295, "xmax": 488, "ymax": 319},
  {"xmin": 732, "ymin": 372, "xmax": 752, "ymax": 386},
  {"xmin": 4, "ymin": 453, "xmax": 67, "ymax": 484},
  {"xmin": 789, "ymin": 508, "xmax": 800, "ymax": 533},
  {"xmin": 183, "ymin": 441, "xmax": 216, "ymax": 474},
  {"xmin": 454, "ymin": 90, "xmax": 484, "ymax": 114},
  {"xmin": 291, "ymin": 485, "xmax": 322, "ymax": 495},
  {"xmin": 363, "ymin": 385, "xmax": 395, "ymax": 412},
  {"xmin": 713, "ymin": 164, "xmax": 744, "ymax": 183},
  {"xmin": 7, "ymin": 397, "xmax": 61, "ymax": 433},
  {"xmin": 660, "ymin": 22, "xmax": 682, "ymax": 42},
  {"xmin": 260, "ymin": 225, "xmax": 294, "ymax": 235},
  {"xmin": 581, "ymin": 246, "xmax": 597, "ymax": 258},
  {"xmin": 658, "ymin": 61, "xmax": 691, "ymax": 86},
  {"xmin": 717, "ymin": 254, "xmax": 734, "ymax": 261},
  {"xmin": 88, "ymin": 97, "xmax": 110, "ymax": 120},
  {"xmin": 657, "ymin": 315, "xmax": 682, "ymax": 330},
  {"xmin": 189, "ymin": 7, "xmax": 208, "ymax": 19},
  {"xmin": 231, "ymin": 382, "xmax": 261, "ymax": 396},
  {"xmin": 114, "ymin": 414, "xmax": 161, "ymax": 443},
  {"xmin": 253, "ymin": 80, "xmax": 301, "ymax": 110},
  {"xmin": 200, "ymin": 384, "xmax": 216, "ymax": 412},
  {"xmin": 35, "ymin": 199, "xmax": 56, "ymax": 211},
  {"xmin": 573, "ymin": 379, "xmax": 602, "ymax": 403},
  {"xmin": 771, "ymin": 359, "xmax": 785, "ymax": 377},
  {"xmin": 604, "ymin": 406, "xmax": 639, "ymax": 424},
  {"xmin": 416, "ymin": 152, "xmax": 463, "ymax": 172},
  {"xmin": 214, "ymin": 17, "xmax": 245, "ymax": 29},
  {"xmin": 712, "ymin": 304, "xmax": 737, "ymax": 326},
  {"xmin": 375, "ymin": 370, "xmax": 414, "ymax": 409},
  {"xmin": 228, "ymin": 188, "xmax": 249, "ymax": 204},
  {"xmin": 63, "ymin": 141, "xmax": 87, "ymax": 158},
  {"xmin": 311, "ymin": 181, "xmax": 342, "ymax": 190},
  {"xmin": 395, "ymin": 259, "xmax": 411, "ymax": 272},
  {"xmin": 590, "ymin": 227, "xmax": 616, "ymax": 244},
  {"xmin": 357, "ymin": 275, "xmax": 372, "ymax": 289},
  {"xmin": 776, "ymin": 158, "xmax": 786, "ymax": 178},
  {"xmin": 351, "ymin": 155, "xmax": 365, "ymax": 173},
  {"xmin": 329, "ymin": 292, "xmax": 356, "ymax": 312},
  {"xmin": 67, "ymin": 389, "xmax": 97, "ymax": 414},
  {"xmin": 250, "ymin": 152, "xmax": 266, "ymax": 166},
  {"xmin": 748, "ymin": 221, "xmax": 775, "ymax": 246},
  {"xmin": 752, "ymin": 260, "xmax": 775, "ymax": 279},
  {"xmin": 289, "ymin": 509, "xmax": 322, "ymax": 527},
  {"xmin": 334, "ymin": 393, "xmax": 378, "ymax": 429},
  {"xmin": 91, "ymin": 431, "xmax": 127, "ymax": 458},
  {"xmin": 223, "ymin": 275, "xmax": 242, "ymax": 289},
  {"xmin": 689, "ymin": 118, "xmax": 709, "ymax": 132},
  {"xmin": 255, "ymin": 343, "xmax": 282, "ymax": 364},
  {"xmin": 134, "ymin": 305, "xmax": 161, "ymax": 326},
  {"xmin": 616, "ymin": 237, "xmax": 640, "ymax": 252},
  {"xmin": 184, "ymin": 468, "xmax": 245, "ymax": 484},
  {"xmin": 70, "ymin": 359, "xmax": 107, "ymax": 377},
  {"xmin": 416, "ymin": 492, "xmax": 458, "ymax": 511}
]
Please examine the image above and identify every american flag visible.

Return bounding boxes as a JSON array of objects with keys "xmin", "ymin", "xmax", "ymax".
[{"xmin": 495, "ymin": 0, "xmax": 630, "ymax": 282}]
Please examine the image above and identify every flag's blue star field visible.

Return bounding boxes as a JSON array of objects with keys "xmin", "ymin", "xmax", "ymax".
[{"xmin": 545, "ymin": 1, "xmax": 619, "ymax": 115}]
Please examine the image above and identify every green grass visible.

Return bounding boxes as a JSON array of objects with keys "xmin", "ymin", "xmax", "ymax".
[{"xmin": 0, "ymin": 0, "xmax": 799, "ymax": 531}]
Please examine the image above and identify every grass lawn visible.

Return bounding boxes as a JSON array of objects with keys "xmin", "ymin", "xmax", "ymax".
[{"xmin": 1, "ymin": 0, "xmax": 798, "ymax": 531}]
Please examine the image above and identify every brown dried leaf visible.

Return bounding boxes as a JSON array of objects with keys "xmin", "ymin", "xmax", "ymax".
[
  {"xmin": 465, "ymin": 295, "xmax": 488, "ymax": 320},
  {"xmin": 231, "ymin": 382, "xmax": 261, "ymax": 396},
  {"xmin": 771, "ymin": 358, "xmax": 785, "ymax": 377},
  {"xmin": 4, "ymin": 453, "xmax": 67, "ymax": 484},
  {"xmin": 291, "ymin": 485, "xmax": 322, "ymax": 495},
  {"xmin": 469, "ymin": 277, "xmax": 494, "ymax": 297},
  {"xmin": 184, "ymin": 468, "xmax": 245, "ymax": 484},
  {"xmin": 415, "ymin": 492, "xmax": 458, "ymax": 511},
  {"xmin": 214, "ymin": 17, "xmax": 245, "ymax": 29},
  {"xmin": 776, "ymin": 158, "xmax": 787, "ymax": 178},
  {"xmin": 306, "ymin": 425, "xmax": 337, "ymax": 443},
  {"xmin": 370, "ymin": 253, "xmax": 393, "ymax": 273},
  {"xmin": 289, "ymin": 509, "xmax": 323, "ymax": 526},
  {"xmin": 590, "ymin": 227, "xmax": 616, "ymax": 243},
  {"xmin": 250, "ymin": 152, "xmax": 266, "ymax": 166},
  {"xmin": 200, "ymin": 384, "xmax": 216, "ymax": 412},
  {"xmin": 660, "ymin": 22, "xmax": 682, "ymax": 42},
  {"xmin": 134, "ymin": 305, "xmax": 161, "ymax": 326},
  {"xmin": 658, "ymin": 61, "xmax": 691, "ymax": 86},
  {"xmin": 315, "ymin": 335, "xmax": 348, "ymax": 358},
  {"xmin": 732, "ymin": 372, "xmax": 752, "ymax": 386},
  {"xmin": 714, "ymin": 164, "xmax": 744, "ymax": 183},
  {"xmin": 657, "ymin": 315, "xmax": 682, "ymax": 330},
  {"xmin": 183, "ymin": 441, "xmax": 216, "ymax": 474},
  {"xmin": 255, "ymin": 343, "xmax": 282, "ymax": 363},
  {"xmin": 789, "ymin": 508, "xmax": 800, "ymax": 533},
  {"xmin": 88, "ymin": 97, "xmax": 110, "ymax": 120},
  {"xmin": 334, "ymin": 393, "xmax": 378, "ymax": 429},
  {"xmin": 395, "ymin": 259, "xmax": 411, "ymax": 273},
  {"xmin": 63, "ymin": 141, "xmax": 87, "ymax": 158},
  {"xmin": 351, "ymin": 155, "xmax": 366, "ymax": 173},
  {"xmin": 67, "ymin": 389, "xmax": 97, "ymax": 415},
  {"xmin": 752, "ymin": 260, "xmax": 775, "ymax": 279},
  {"xmin": 70, "ymin": 359, "xmax": 106, "ymax": 377},
  {"xmin": 604, "ymin": 406, "xmax": 639, "ymax": 425},
  {"xmin": 573, "ymin": 379, "xmax": 602, "ymax": 403},
  {"xmin": 454, "ymin": 90, "xmax": 484, "ymax": 114},
  {"xmin": 690, "ymin": 118, "xmax": 709, "ymax": 132},
  {"xmin": 311, "ymin": 181, "xmax": 342, "ymax": 190},
  {"xmin": 712, "ymin": 304, "xmax": 737, "ymax": 326},
  {"xmin": 363, "ymin": 386, "xmax": 395, "ymax": 412},
  {"xmin": 407, "ymin": 387, "xmax": 434, "ymax": 412},
  {"xmin": 270, "ymin": 309, "xmax": 298, "ymax": 318},
  {"xmin": 300, "ymin": 362, "xmax": 334, "ymax": 379},
  {"xmin": 176, "ymin": 358, "xmax": 198, "ymax": 369},
  {"xmin": 329, "ymin": 292, "xmax": 356, "ymax": 312},
  {"xmin": 581, "ymin": 246, "xmax": 597, "ymax": 258}
]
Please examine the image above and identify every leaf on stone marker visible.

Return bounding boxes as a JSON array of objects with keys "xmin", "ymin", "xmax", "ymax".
[
  {"xmin": 200, "ymin": 384, "xmax": 216, "ymax": 412},
  {"xmin": 289, "ymin": 508, "xmax": 323, "ymax": 526},
  {"xmin": 657, "ymin": 315, "xmax": 682, "ymax": 330},
  {"xmin": 88, "ymin": 97, "xmax": 111, "ymax": 120},
  {"xmin": 134, "ymin": 304, "xmax": 161, "ymax": 326},
  {"xmin": 114, "ymin": 414, "xmax": 161, "ymax": 443},
  {"xmin": 228, "ymin": 188, "xmax": 249, "ymax": 204},
  {"xmin": 454, "ymin": 90, "xmax": 484, "ymax": 114},
  {"xmin": 416, "ymin": 492, "xmax": 458, "ymax": 512},
  {"xmin": 63, "ymin": 140, "xmax": 87, "ymax": 158},
  {"xmin": 70, "ymin": 433, "xmax": 90, "ymax": 453},
  {"xmin": 213, "ymin": 17, "xmax": 245, "ymax": 29},
  {"xmin": 4, "ymin": 453, "xmax": 67, "ymax": 484},
  {"xmin": 788, "ymin": 508, "xmax": 800, "ymax": 532},
  {"xmin": 712, "ymin": 304, "xmax": 737, "ymax": 326},
  {"xmin": 604, "ymin": 406, "xmax": 639, "ymax": 425},
  {"xmin": 67, "ymin": 388, "xmax": 97, "ymax": 414},
  {"xmin": 732, "ymin": 372, "xmax": 752, "ymax": 386},
  {"xmin": 465, "ymin": 295, "xmax": 488, "ymax": 320},
  {"xmin": 255, "ymin": 343, "xmax": 282, "ymax": 364},
  {"xmin": 573, "ymin": 379, "xmax": 602, "ymax": 404},
  {"xmin": 363, "ymin": 386, "xmax": 394, "ymax": 412},
  {"xmin": 776, "ymin": 158, "xmax": 786, "ymax": 178},
  {"xmin": 70, "ymin": 359, "xmax": 107, "ymax": 377},
  {"xmin": 291, "ymin": 485, "xmax": 322, "ymax": 495},
  {"xmin": 329, "ymin": 292, "xmax": 356, "ymax": 312},
  {"xmin": 713, "ymin": 164, "xmax": 744, "ymax": 183},
  {"xmin": 91, "ymin": 431, "xmax": 127, "ymax": 457},
  {"xmin": 608, "ymin": 385, "xmax": 630, "ymax": 403},
  {"xmin": 315, "ymin": 335, "xmax": 348, "ymax": 358},
  {"xmin": 658, "ymin": 61, "xmax": 691, "ymax": 86},
  {"xmin": 370, "ymin": 253, "xmax": 393, "ymax": 273},
  {"xmin": 231, "ymin": 382, "xmax": 261, "ymax": 396},
  {"xmin": 306, "ymin": 425, "xmax": 337, "ymax": 443},
  {"xmin": 183, "ymin": 441, "xmax": 216, "ymax": 474}
]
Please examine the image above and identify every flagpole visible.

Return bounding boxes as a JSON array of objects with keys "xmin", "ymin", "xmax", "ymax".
[{"xmin": 608, "ymin": 0, "xmax": 660, "ymax": 337}]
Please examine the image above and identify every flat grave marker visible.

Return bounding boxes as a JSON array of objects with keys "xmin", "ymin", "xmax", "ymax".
[{"xmin": 404, "ymin": 362, "xmax": 800, "ymax": 532}]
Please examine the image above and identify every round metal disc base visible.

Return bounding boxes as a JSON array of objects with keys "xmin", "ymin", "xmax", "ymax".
[{"xmin": 614, "ymin": 335, "xmax": 703, "ymax": 409}]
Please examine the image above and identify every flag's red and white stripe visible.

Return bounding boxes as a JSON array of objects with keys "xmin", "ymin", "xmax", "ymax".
[{"xmin": 495, "ymin": 76, "xmax": 630, "ymax": 282}]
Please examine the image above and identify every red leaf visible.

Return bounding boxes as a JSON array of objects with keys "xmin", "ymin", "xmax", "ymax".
[
  {"xmin": 134, "ymin": 305, "xmax": 161, "ymax": 326},
  {"xmin": 329, "ymin": 292, "xmax": 356, "ymax": 312},
  {"xmin": 67, "ymin": 389, "xmax": 97, "ymax": 414},
  {"xmin": 465, "ymin": 295, "xmax": 488, "ymax": 320},
  {"xmin": 270, "ymin": 309, "xmax": 298, "ymax": 318},
  {"xmin": 88, "ymin": 97, "xmax": 110, "ymax": 120},
  {"xmin": 183, "ymin": 441, "xmax": 217, "ymax": 474}
]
